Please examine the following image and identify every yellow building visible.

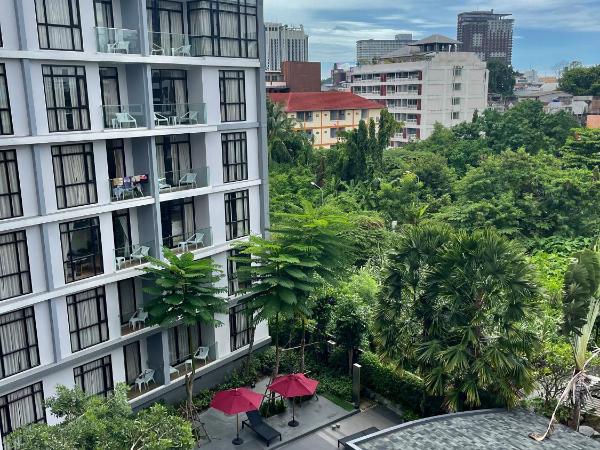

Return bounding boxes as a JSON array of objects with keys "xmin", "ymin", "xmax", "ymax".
[{"xmin": 269, "ymin": 92, "xmax": 383, "ymax": 148}]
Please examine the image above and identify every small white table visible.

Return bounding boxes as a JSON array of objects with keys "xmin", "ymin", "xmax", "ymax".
[{"xmin": 169, "ymin": 366, "xmax": 180, "ymax": 376}]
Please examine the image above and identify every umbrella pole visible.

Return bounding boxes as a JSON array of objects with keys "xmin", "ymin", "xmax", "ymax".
[
  {"xmin": 233, "ymin": 413, "xmax": 243, "ymax": 445},
  {"xmin": 288, "ymin": 398, "xmax": 299, "ymax": 427}
]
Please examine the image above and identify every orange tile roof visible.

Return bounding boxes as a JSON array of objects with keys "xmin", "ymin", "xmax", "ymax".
[
  {"xmin": 587, "ymin": 115, "xmax": 600, "ymax": 129},
  {"xmin": 269, "ymin": 92, "xmax": 384, "ymax": 112}
]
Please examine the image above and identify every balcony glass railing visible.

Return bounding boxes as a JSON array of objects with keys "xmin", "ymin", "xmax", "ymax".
[
  {"xmin": 109, "ymin": 174, "xmax": 151, "ymax": 201},
  {"xmin": 163, "ymin": 227, "xmax": 213, "ymax": 252},
  {"xmin": 149, "ymin": 32, "xmax": 192, "ymax": 56},
  {"xmin": 103, "ymin": 104, "xmax": 146, "ymax": 129},
  {"xmin": 95, "ymin": 27, "xmax": 140, "ymax": 54},
  {"xmin": 158, "ymin": 167, "xmax": 209, "ymax": 193},
  {"xmin": 114, "ymin": 240, "xmax": 155, "ymax": 270},
  {"xmin": 152, "ymin": 103, "xmax": 207, "ymax": 126}
]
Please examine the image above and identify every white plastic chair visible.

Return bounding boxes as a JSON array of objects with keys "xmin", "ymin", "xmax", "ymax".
[
  {"xmin": 151, "ymin": 43, "xmax": 164, "ymax": 55},
  {"xmin": 158, "ymin": 177, "xmax": 172, "ymax": 191},
  {"xmin": 134, "ymin": 368, "xmax": 155, "ymax": 392},
  {"xmin": 129, "ymin": 308, "xmax": 148, "ymax": 330},
  {"xmin": 108, "ymin": 40, "xmax": 130, "ymax": 54},
  {"xmin": 185, "ymin": 346, "xmax": 210, "ymax": 370},
  {"xmin": 179, "ymin": 110, "xmax": 199, "ymax": 124},
  {"xmin": 154, "ymin": 113, "xmax": 168, "ymax": 126},
  {"xmin": 185, "ymin": 232, "xmax": 205, "ymax": 250},
  {"xmin": 130, "ymin": 245, "xmax": 150, "ymax": 264},
  {"xmin": 178, "ymin": 172, "xmax": 197, "ymax": 189},
  {"xmin": 172, "ymin": 44, "xmax": 191, "ymax": 56},
  {"xmin": 115, "ymin": 112, "xmax": 137, "ymax": 128}
]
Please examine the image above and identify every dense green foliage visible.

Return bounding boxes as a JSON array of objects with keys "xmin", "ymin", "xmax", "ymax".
[
  {"xmin": 559, "ymin": 64, "xmax": 600, "ymax": 95},
  {"xmin": 7, "ymin": 385, "xmax": 195, "ymax": 450},
  {"xmin": 487, "ymin": 60, "xmax": 517, "ymax": 96}
]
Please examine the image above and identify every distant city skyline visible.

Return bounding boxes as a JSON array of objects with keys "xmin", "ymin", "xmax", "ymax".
[{"xmin": 264, "ymin": 0, "xmax": 600, "ymax": 79}]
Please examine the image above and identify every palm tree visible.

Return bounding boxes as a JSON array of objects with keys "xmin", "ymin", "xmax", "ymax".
[
  {"xmin": 142, "ymin": 249, "xmax": 226, "ymax": 416},
  {"xmin": 267, "ymin": 99, "xmax": 297, "ymax": 163}
]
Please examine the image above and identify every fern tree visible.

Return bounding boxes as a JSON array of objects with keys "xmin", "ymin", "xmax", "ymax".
[
  {"xmin": 561, "ymin": 246, "xmax": 600, "ymax": 429},
  {"xmin": 142, "ymin": 249, "xmax": 226, "ymax": 415}
]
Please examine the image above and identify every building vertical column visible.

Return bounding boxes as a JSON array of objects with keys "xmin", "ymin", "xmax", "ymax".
[
  {"xmin": 256, "ymin": 0, "xmax": 270, "ymax": 235},
  {"xmin": 137, "ymin": 0, "xmax": 151, "ymax": 57}
]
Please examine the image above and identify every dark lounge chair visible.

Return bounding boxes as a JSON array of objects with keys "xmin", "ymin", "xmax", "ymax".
[{"xmin": 242, "ymin": 410, "xmax": 282, "ymax": 446}]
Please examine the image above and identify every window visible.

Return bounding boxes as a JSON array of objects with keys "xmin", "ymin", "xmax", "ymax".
[
  {"xmin": 0, "ymin": 308, "xmax": 39, "ymax": 380},
  {"xmin": 112, "ymin": 209, "xmax": 131, "ymax": 260},
  {"xmin": 222, "ymin": 132, "xmax": 248, "ymax": 183},
  {"xmin": 0, "ymin": 65, "xmax": 13, "ymax": 135},
  {"xmin": 296, "ymin": 111, "xmax": 313, "ymax": 122},
  {"xmin": 452, "ymin": 112, "xmax": 460, "ymax": 120},
  {"xmin": 227, "ymin": 249, "xmax": 249, "ymax": 296},
  {"xmin": 35, "ymin": 0, "xmax": 83, "ymax": 51},
  {"xmin": 94, "ymin": 0, "xmax": 114, "ymax": 28},
  {"xmin": 0, "ymin": 383, "xmax": 45, "ymax": 447},
  {"xmin": 453, "ymin": 66, "xmax": 463, "ymax": 77},
  {"xmin": 219, "ymin": 71, "xmax": 246, "ymax": 122},
  {"xmin": 67, "ymin": 287, "xmax": 108, "ymax": 352},
  {"xmin": 330, "ymin": 128, "xmax": 341, "ymax": 139},
  {"xmin": 452, "ymin": 97, "xmax": 461, "ymax": 106},
  {"xmin": 229, "ymin": 303, "xmax": 251, "ymax": 351},
  {"xmin": 0, "ymin": 231, "xmax": 31, "ymax": 301},
  {"xmin": 52, "ymin": 143, "xmax": 97, "ymax": 209},
  {"xmin": 42, "ymin": 65, "xmax": 90, "ymax": 132},
  {"xmin": 123, "ymin": 341, "xmax": 141, "ymax": 386},
  {"xmin": 225, "ymin": 190, "xmax": 250, "ymax": 241},
  {"xmin": 118, "ymin": 279, "xmax": 139, "ymax": 326},
  {"xmin": 99, "ymin": 67, "xmax": 121, "ymax": 128},
  {"xmin": 156, "ymin": 134, "xmax": 191, "ymax": 185},
  {"xmin": 330, "ymin": 110, "xmax": 345, "ymax": 121},
  {"xmin": 106, "ymin": 139, "xmax": 126, "ymax": 180},
  {"xmin": 152, "ymin": 69, "xmax": 188, "ymax": 118},
  {"xmin": 361, "ymin": 109, "xmax": 369, "ymax": 120},
  {"xmin": 60, "ymin": 217, "xmax": 104, "ymax": 283},
  {"xmin": 74, "ymin": 355, "xmax": 113, "ymax": 397},
  {"xmin": 161, "ymin": 198, "xmax": 195, "ymax": 249},
  {"xmin": 187, "ymin": 0, "xmax": 258, "ymax": 58},
  {"xmin": 453, "ymin": 82, "xmax": 462, "ymax": 91},
  {"xmin": 147, "ymin": 0, "xmax": 184, "ymax": 53},
  {"xmin": 168, "ymin": 324, "xmax": 201, "ymax": 366},
  {"xmin": 0, "ymin": 150, "xmax": 23, "ymax": 220}
]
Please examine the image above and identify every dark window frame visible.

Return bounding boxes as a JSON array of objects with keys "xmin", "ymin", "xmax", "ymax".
[
  {"xmin": 35, "ymin": 0, "xmax": 83, "ymax": 51},
  {"xmin": 118, "ymin": 278, "xmax": 139, "ymax": 326},
  {"xmin": 227, "ymin": 249, "xmax": 249, "ymax": 296},
  {"xmin": 52, "ymin": 143, "xmax": 98, "ymax": 209},
  {"xmin": 73, "ymin": 355, "xmax": 113, "ymax": 397},
  {"xmin": 123, "ymin": 341, "xmax": 141, "ymax": 386},
  {"xmin": 0, "ymin": 64, "xmax": 14, "ymax": 135},
  {"xmin": 229, "ymin": 302, "xmax": 251, "ymax": 351},
  {"xmin": 168, "ymin": 323, "xmax": 202, "ymax": 366},
  {"xmin": 0, "ymin": 382, "xmax": 46, "ymax": 446},
  {"xmin": 67, "ymin": 287, "xmax": 108, "ymax": 353},
  {"xmin": 0, "ymin": 231, "xmax": 32, "ymax": 301},
  {"xmin": 0, "ymin": 150, "xmax": 23, "ymax": 220},
  {"xmin": 224, "ymin": 190, "xmax": 250, "ymax": 241},
  {"xmin": 161, "ymin": 197, "xmax": 196, "ymax": 249},
  {"xmin": 0, "ymin": 307, "xmax": 40, "ymax": 380},
  {"xmin": 106, "ymin": 139, "xmax": 126, "ymax": 180},
  {"xmin": 99, "ymin": 67, "xmax": 121, "ymax": 128},
  {"xmin": 221, "ymin": 132, "xmax": 248, "ymax": 183},
  {"xmin": 219, "ymin": 70, "xmax": 246, "ymax": 122},
  {"xmin": 59, "ymin": 217, "xmax": 104, "ymax": 284},
  {"xmin": 93, "ymin": 0, "xmax": 115, "ymax": 28},
  {"xmin": 42, "ymin": 64, "xmax": 90, "ymax": 132}
]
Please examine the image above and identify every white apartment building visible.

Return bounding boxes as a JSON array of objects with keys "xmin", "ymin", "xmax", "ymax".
[
  {"xmin": 265, "ymin": 22, "xmax": 308, "ymax": 72},
  {"xmin": 0, "ymin": 0, "xmax": 269, "ymax": 445},
  {"xmin": 350, "ymin": 35, "xmax": 488, "ymax": 146}
]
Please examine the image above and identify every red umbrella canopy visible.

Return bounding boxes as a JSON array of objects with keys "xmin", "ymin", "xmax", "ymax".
[
  {"xmin": 268, "ymin": 373, "xmax": 319, "ymax": 398},
  {"xmin": 210, "ymin": 388, "xmax": 264, "ymax": 415}
]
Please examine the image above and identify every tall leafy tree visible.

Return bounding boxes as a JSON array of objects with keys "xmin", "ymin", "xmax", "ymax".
[
  {"xmin": 142, "ymin": 250, "xmax": 226, "ymax": 415},
  {"xmin": 487, "ymin": 59, "xmax": 517, "ymax": 96},
  {"xmin": 559, "ymin": 64, "xmax": 600, "ymax": 96}
]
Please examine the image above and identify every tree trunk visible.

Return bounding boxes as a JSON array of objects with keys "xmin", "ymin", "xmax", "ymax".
[
  {"xmin": 299, "ymin": 317, "xmax": 306, "ymax": 373},
  {"xmin": 348, "ymin": 348, "xmax": 353, "ymax": 375},
  {"xmin": 272, "ymin": 314, "xmax": 281, "ymax": 381},
  {"xmin": 244, "ymin": 325, "xmax": 256, "ymax": 379},
  {"xmin": 186, "ymin": 331, "xmax": 196, "ymax": 415},
  {"xmin": 571, "ymin": 368, "xmax": 582, "ymax": 430}
]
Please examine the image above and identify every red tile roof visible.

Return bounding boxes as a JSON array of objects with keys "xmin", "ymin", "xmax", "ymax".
[{"xmin": 269, "ymin": 92, "xmax": 384, "ymax": 112}]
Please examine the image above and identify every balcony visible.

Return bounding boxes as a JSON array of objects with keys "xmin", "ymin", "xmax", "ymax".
[
  {"xmin": 158, "ymin": 167, "xmax": 209, "ymax": 194},
  {"xmin": 95, "ymin": 27, "xmax": 141, "ymax": 54},
  {"xmin": 152, "ymin": 103, "xmax": 207, "ymax": 127},
  {"xmin": 169, "ymin": 342, "xmax": 218, "ymax": 382},
  {"xmin": 109, "ymin": 174, "xmax": 151, "ymax": 202},
  {"xmin": 103, "ymin": 104, "xmax": 146, "ymax": 130},
  {"xmin": 148, "ymin": 32, "xmax": 194, "ymax": 57},
  {"xmin": 163, "ymin": 227, "xmax": 213, "ymax": 253},
  {"xmin": 114, "ymin": 240, "xmax": 156, "ymax": 271}
]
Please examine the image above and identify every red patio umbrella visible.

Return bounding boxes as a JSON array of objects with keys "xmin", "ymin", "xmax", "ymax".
[
  {"xmin": 211, "ymin": 387, "xmax": 264, "ymax": 445},
  {"xmin": 268, "ymin": 373, "xmax": 319, "ymax": 427}
]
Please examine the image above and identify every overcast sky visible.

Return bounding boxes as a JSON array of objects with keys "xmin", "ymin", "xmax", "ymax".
[{"xmin": 264, "ymin": 0, "xmax": 600, "ymax": 78}]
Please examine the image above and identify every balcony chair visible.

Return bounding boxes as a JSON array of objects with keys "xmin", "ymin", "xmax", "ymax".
[
  {"xmin": 178, "ymin": 172, "xmax": 198, "ymax": 189},
  {"xmin": 154, "ymin": 112, "xmax": 169, "ymax": 126},
  {"xmin": 158, "ymin": 177, "xmax": 172, "ymax": 191},
  {"xmin": 130, "ymin": 245, "xmax": 150, "ymax": 264},
  {"xmin": 151, "ymin": 43, "xmax": 164, "ymax": 55},
  {"xmin": 129, "ymin": 308, "xmax": 149, "ymax": 330},
  {"xmin": 134, "ymin": 368, "xmax": 155, "ymax": 392},
  {"xmin": 114, "ymin": 112, "xmax": 137, "ymax": 128},
  {"xmin": 172, "ymin": 44, "xmax": 191, "ymax": 56},
  {"xmin": 108, "ymin": 40, "xmax": 130, "ymax": 54},
  {"xmin": 179, "ymin": 110, "xmax": 199, "ymax": 124},
  {"xmin": 184, "ymin": 232, "xmax": 205, "ymax": 250},
  {"xmin": 185, "ymin": 346, "xmax": 210, "ymax": 370}
]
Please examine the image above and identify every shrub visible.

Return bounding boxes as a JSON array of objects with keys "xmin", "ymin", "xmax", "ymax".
[
  {"xmin": 359, "ymin": 351, "xmax": 442, "ymax": 416},
  {"xmin": 260, "ymin": 398, "xmax": 287, "ymax": 418}
]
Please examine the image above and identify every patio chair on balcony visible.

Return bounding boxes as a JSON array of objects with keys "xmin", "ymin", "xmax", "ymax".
[
  {"xmin": 151, "ymin": 43, "xmax": 164, "ymax": 55},
  {"xmin": 185, "ymin": 346, "xmax": 210, "ymax": 370},
  {"xmin": 114, "ymin": 112, "xmax": 137, "ymax": 128},
  {"xmin": 108, "ymin": 40, "xmax": 130, "ymax": 54},
  {"xmin": 172, "ymin": 44, "xmax": 191, "ymax": 56},
  {"xmin": 129, "ymin": 308, "xmax": 149, "ymax": 330},
  {"xmin": 184, "ymin": 232, "xmax": 205, "ymax": 250},
  {"xmin": 134, "ymin": 368, "xmax": 155, "ymax": 392},
  {"xmin": 154, "ymin": 112, "xmax": 169, "ymax": 126},
  {"xmin": 158, "ymin": 177, "xmax": 172, "ymax": 191},
  {"xmin": 179, "ymin": 110, "xmax": 199, "ymax": 125},
  {"xmin": 178, "ymin": 172, "xmax": 198, "ymax": 189},
  {"xmin": 130, "ymin": 245, "xmax": 150, "ymax": 264}
]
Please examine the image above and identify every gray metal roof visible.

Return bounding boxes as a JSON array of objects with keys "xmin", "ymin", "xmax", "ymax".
[
  {"xmin": 348, "ymin": 409, "xmax": 600, "ymax": 449},
  {"xmin": 410, "ymin": 34, "xmax": 460, "ymax": 46}
]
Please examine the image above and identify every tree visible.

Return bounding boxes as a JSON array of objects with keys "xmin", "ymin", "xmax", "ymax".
[
  {"xmin": 487, "ymin": 60, "xmax": 516, "ymax": 96},
  {"xmin": 559, "ymin": 64, "xmax": 600, "ymax": 96},
  {"xmin": 7, "ymin": 384, "xmax": 195, "ymax": 450},
  {"xmin": 267, "ymin": 99, "xmax": 312, "ymax": 165},
  {"xmin": 142, "ymin": 250, "xmax": 226, "ymax": 415},
  {"xmin": 558, "ymin": 128, "xmax": 600, "ymax": 170},
  {"xmin": 331, "ymin": 294, "xmax": 370, "ymax": 373},
  {"xmin": 561, "ymin": 245, "xmax": 600, "ymax": 429}
]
